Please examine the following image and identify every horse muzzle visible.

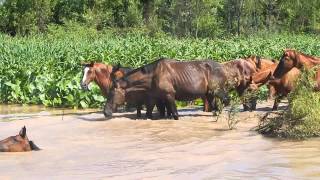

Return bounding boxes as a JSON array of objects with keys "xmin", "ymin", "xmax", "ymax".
[{"xmin": 80, "ymin": 83, "xmax": 89, "ymax": 91}]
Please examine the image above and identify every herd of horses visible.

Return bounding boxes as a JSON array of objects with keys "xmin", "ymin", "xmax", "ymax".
[
  {"xmin": 1, "ymin": 49, "xmax": 320, "ymax": 152},
  {"xmin": 81, "ymin": 49, "xmax": 320, "ymax": 120}
]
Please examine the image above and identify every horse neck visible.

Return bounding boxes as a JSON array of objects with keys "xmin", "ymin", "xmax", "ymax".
[
  {"xmin": 298, "ymin": 53, "xmax": 320, "ymax": 68},
  {"xmin": 254, "ymin": 68, "xmax": 274, "ymax": 86},
  {"xmin": 94, "ymin": 67, "xmax": 112, "ymax": 96},
  {"xmin": 260, "ymin": 59, "xmax": 275, "ymax": 70}
]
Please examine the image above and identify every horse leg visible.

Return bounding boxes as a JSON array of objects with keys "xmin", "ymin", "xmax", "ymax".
[
  {"xmin": 249, "ymin": 98, "xmax": 257, "ymax": 111},
  {"xmin": 202, "ymin": 97, "xmax": 212, "ymax": 112},
  {"xmin": 136, "ymin": 103, "xmax": 142, "ymax": 119},
  {"xmin": 146, "ymin": 98, "xmax": 156, "ymax": 120},
  {"xmin": 272, "ymin": 96, "xmax": 281, "ymax": 110},
  {"xmin": 164, "ymin": 100, "xmax": 172, "ymax": 118},
  {"xmin": 268, "ymin": 84, "xmax": 276, "ymax": 99},
  {"xmin": 166, "ymin": 94, "xmax": 178, "ymax": 120},
  {"xmin": 210, "ymin": 96, "xmax": 221, "ymax": 117},
  {"xmin": 314, "ymin": 70, "xmax": 320, "ymax": 91},
  {"xmin": 156, "ymin": 100, "xmax": 166, "ymax": 118}
]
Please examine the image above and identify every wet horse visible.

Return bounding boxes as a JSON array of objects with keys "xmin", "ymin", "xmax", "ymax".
[
  {"xmin": 104, "ymin": 58, "xmax": 227, "ymax": 119},
  {"xmin": 0, "ymin": 126, "xmax": 40, "ymax": 152}
]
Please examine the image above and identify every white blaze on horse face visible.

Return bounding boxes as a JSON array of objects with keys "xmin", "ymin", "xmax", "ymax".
[{"xmin": 82, "ymin": 67, "xmax": 91, "ymax": 89}]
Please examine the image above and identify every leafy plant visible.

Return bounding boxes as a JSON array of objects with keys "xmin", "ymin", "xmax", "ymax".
[{"xmin": 0, "ymin": 31, "xmax": 319, "ymax": 108}]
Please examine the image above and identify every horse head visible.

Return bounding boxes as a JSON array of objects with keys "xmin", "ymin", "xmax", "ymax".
[
  {"xmin": 81, "ymin": 61, "xmax": 95, "ymax": 90},
  {"xmin": 273, "ymin": 49, "xmax": 298, "ymax": 78},
  {"xmin": 0, "ymin": 126, "xmax": 40, "ymax": 152}
]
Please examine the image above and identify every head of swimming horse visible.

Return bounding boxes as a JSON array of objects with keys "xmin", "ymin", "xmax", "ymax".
[{"xmin": 0, "ymin": 126, "xmax": 40, "ymax": 152}]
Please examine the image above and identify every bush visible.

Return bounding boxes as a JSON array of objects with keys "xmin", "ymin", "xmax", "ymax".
[{"xmin": 257, "ymin": 68, "xmax": 320, "ymax": 138}]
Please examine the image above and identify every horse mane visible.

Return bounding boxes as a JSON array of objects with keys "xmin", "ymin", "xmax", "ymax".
[
  {"xmin": 124, "ymin": 57, "xmax": 167, "ymax": 77},
  {"xmin": 119, "ymin": 67, "xmax": 133, "ymax": 74},
  {"xmin": 295, "ymin": 50, "xmax": 320, "ymax": 61}
]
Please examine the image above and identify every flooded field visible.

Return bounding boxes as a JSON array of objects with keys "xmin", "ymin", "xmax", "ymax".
[{"xmin": 0, "ymin": 102, "xmax": 320, "ymax": 180}]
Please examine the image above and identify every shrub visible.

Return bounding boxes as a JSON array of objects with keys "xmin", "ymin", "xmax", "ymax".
[{"xmin": 257, "ymin": 68, "xmax": 320, "ymax": 138}]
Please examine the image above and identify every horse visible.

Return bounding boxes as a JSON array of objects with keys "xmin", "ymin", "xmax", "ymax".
[
  {"xmin": 222, "ymin": 58, "xmax": 262, "ymax": 111},
  {"xmin": 251, "ymin": 62, "xmax": 278, "ymax": 98},
  {"xmin": 268, "ymin": 67, "xmax": 301, "ymax": 110},
  {"xmin": 110, "ymin": 64, "xmax": 170, "ymax": 119},
  {"xmin": 80, "ymin": 62, "xmax": 152, "ymax": 118},
  {"xmin": 104, "ymin": 58, "xmax": 230, "ymax": 120},
  {"xmin": 0, "ymin": 126, "xmax": 40, "ymax": 152},
  {"xmin": 273, "ymin": 49, "xmax": 320, "ymax": 90},
  {"xmin": 244, "ymin": 55, "xmax": 276, "ymax": 71},
  {"xmin": 80, "ymin": 62, "xmax": 131, "ymax": 96}
]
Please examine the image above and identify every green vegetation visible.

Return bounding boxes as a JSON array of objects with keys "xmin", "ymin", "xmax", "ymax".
[
  {"xmin": 257, "ymin": 68, "xmax": 320, "ymax": 139},
  {"xmin": 1, "ymin": 29, "xmax": 320, "ymax": 108}
]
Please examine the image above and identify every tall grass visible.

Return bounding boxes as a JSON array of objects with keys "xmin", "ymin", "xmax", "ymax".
[{"xmin": 1, "ymin": 28, "xmax": 320, "ymax": 108}]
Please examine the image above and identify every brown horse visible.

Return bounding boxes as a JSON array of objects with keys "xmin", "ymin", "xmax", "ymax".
[
  {"xmin": 273, "ymin": 49, "xmax": 320, "ymax": 90},
  {"xmin": 104, "ymin": 58, "xmax": 230, "ymax": 120},
  {"xmin": 81, "ymin": 62, "xmax": 132, "ymax": 96},
  {"xmin": 0, "ymin": 126, "xmax": 40, "ymax": 152},
  {"xmin": 245, "ymin": 55, "xmax": 276, "ymax": 71},
  {"xmin": 251, "ymin": 62, "xmax": 278, "ymax": 98},
  {"xmin": 268, "ymin": 67, "xmax": 301, "ymax": 110},
  {"xmin": 222, "ymin": 58, "xmax": 261, "ymax": 111}
]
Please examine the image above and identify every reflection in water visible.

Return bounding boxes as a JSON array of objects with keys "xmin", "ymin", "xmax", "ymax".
[{"xmin": 0, "ymin": 102, "xmax": 320, "ymax": 179}]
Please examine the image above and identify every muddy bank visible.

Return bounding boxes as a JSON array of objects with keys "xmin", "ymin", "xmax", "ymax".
[{"xmin": 0, "ymin": 101, "xmax": 320, "ymax": 179}]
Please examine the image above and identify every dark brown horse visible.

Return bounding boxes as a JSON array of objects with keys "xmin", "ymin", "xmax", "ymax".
[
  {"xmin": 104, "ymin": 58, "xmax": 230, "ymax": 120},
  {"xmin": 110, "ymin": 64, "xmax": 170, "ymax": 118},
  {"xmin": 0, "ymin": 126, "xmax": 40, "ymax": 152},
  {"xmin": 273, "ymin": 49, "xmax": 320, "ymax": 90}
]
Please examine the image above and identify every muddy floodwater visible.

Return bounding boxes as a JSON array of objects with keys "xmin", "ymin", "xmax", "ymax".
[{"xmin": 0, "ymin": 102, "xmax": 320, "ymax": 180}]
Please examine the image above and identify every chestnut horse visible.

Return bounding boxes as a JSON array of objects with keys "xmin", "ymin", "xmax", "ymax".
[
  {"xmin": 273, "ymin": 49, "xmax": 320, "ymax": 90},
  {"xmin": 80, "ymin": 62, "xmax": 132, "ymax": 96},
  {"xmin": 0, "ymin": 126, "xmax": 40, "ymax": 152},
  {"xmin": 251, "ymin": 62, "xmax": 278, "ymax": 98},
  {"xmin": 245, "ymin": 55, "xmax": 276, "ymax": 71},
  {"xmin": 268, "ymin": 68, "xmax": 301, "ymax": 110}
]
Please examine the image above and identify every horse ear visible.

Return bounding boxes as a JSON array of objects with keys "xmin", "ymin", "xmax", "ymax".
[
  {"xmin": 19, "ymin": 126, "xmax": 27, "ymax": 138},
  {"xmin": 141, "ymin": 67, "xmax": 146, "ymax": 73},
  {"xmin": 81, "ymin": 61, "xmax": 94, "ymax": 67},
  {"xmin": 115, "ymin": 63, "xmax": 121, "ymax": 70}
]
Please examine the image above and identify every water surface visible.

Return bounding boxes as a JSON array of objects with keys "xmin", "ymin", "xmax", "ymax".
[{"xmin": 0, "ymin": 102, "xmax": 319, "ymax": 179}]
